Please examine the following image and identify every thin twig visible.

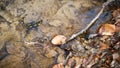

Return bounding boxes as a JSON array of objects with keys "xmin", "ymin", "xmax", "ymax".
[
  {"xmin": 67, "ymin": 1, "xmax": 113, "ymax": 41},
  {"xmin": 68, "ymin": 7, "xmax": 105, "ymax": 41}
]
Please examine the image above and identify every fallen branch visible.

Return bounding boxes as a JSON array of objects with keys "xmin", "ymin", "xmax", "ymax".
[{"xmin": 67, "ymin": 1, "xmax": 113, "ymax": 41}]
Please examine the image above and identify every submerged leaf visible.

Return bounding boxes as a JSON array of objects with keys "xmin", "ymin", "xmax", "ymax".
[
  {"xmin": 52, "ymin": 63, "xmax": 64, "ymax": 68},
  {"xmin": 98, "ymin": 24, "xmax": 116, "ymax": 36},
  {"xmin": 99, "ymin": 42, "xmax": 109, "ymax": 50}
]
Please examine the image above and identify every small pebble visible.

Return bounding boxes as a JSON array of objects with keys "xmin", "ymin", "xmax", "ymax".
[
  {"xmin": 51, "ymin": 35, "xmax": 67, "ymax": 45},
  {"xmin": 45, "ymin": 50, "xmax": 58, "ymax": 58},
  {"xmin": 112, "ymin": 53, "xmax": 119, "ymax": 60}
]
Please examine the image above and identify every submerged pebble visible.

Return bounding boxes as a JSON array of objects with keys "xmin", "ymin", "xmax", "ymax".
[{"xmin": 51, "ymin": 35, "xmax": 66, "ymax": 45}]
